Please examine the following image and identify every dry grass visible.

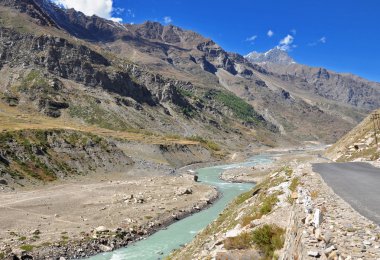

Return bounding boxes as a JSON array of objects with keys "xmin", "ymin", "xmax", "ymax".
[
  {"xmin": 224, "ymin": 232, "xmax": 253, "ymax": 250},
  {"xmin": 0, "ymin": 102, "xmax": 198, "ymax": 146},
  {"xmin": 326, "ymin": 109, "xmax": 380, "ymax": 161}
]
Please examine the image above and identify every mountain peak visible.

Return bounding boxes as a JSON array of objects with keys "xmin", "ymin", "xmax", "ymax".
[{"xmin": 244, "ymin": 47, "xmax": 296, "ymax": 65}]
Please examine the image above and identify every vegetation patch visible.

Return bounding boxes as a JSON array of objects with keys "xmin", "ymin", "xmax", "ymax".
[
  {"xmin": 259, "ymin": 194, "xmax": 279, "ymax": 215},
  {"xmin": 241, "ymin": 213, "xmax": 261, "ymax": 227},
  {"xmin": 224, "ymin": 232, "xmax": 253, "ymax": 250},
  {"xmin": 20, "ymin": 245, "xmax": 34, "ymax": 252},
  {"xmin": 69, "ymin": 97, "xmax": 131, "ymax": 131},
  {"xmin": 281, "ymin": 166, "xmax": 293, "ymax": 176},
  {"xmin": 175, "ymin": 87, "xmax": 194, "ymax": 98},
  {"xmin": 251, "ymin": 224, "xmax": 285, "ymax": 259},
  {"xmin": 187, "ymin": 135, "xmax": 221, "ymax": 151},
  {"xmin": 205, "ymin": 90, "xmax": 263, "ymax": 125},
  {"xmin": 289, "ymin": 177, "xmax": 300, "ymax": 192},
  {"xmin": 19, "ymin": 236, "xmax": 27, "ymax": 241}
]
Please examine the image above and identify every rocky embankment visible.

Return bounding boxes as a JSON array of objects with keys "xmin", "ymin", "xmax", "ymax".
[{"xmin": 170, "ymin": 160, "xmax": 380, "ymax": 259}]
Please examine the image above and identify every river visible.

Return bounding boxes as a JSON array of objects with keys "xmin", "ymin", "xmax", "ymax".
[{"xmin": 87, "ymin": 154, "xmax": 272, "ymax": 260}]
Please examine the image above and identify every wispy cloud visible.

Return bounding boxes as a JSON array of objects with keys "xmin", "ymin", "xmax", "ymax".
[
  {"xmin": 319, "ymin": 36, "xmax": 327, "ymax": 43},
  {"xmin": 267, "ymin": 30, "xmax": 274, "ymax": 37},
  {"xmin": 126, "ymin": 8, "xmax": 135, "ymax": 18},
  {"xmin": 53, "ymin": 0, "xmax": 122, "ymax": 22},
  {"xmin": 246, "ymin": 35, "xmax": 258, "ymax": 42},
  {"xmin": 308, "ymin": 36, "xmax": 327, "ymax": 46},
  {"xmin": 278, "ymin": 34, "xmax": 295, "ymax": 51},
  {"xmin": 291, "ymin": 29, "xmax": 297, "ymax": 35},
  {"xmin": 163, "ymin": 16, "xmax": 172, "ymax": 24}
]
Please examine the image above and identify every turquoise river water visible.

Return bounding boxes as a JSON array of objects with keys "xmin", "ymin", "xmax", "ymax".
[{"xmin": 87, "ymin": 155, "xmax": 272, "ymax": 260}]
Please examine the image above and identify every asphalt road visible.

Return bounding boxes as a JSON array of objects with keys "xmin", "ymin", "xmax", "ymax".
[{"xmin": 312, "ymin": 162, "xmax": 380, "ymax": 225}]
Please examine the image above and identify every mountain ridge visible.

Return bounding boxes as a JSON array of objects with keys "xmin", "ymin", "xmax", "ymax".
[{"xmin": 0, "ymin": 0, "xmax": 379, "ymax": 145}]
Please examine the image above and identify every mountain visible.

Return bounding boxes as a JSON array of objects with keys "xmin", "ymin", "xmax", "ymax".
[
  {"xmin": 0, "ymin": 0, "xmax": 379, "ymax": 148},
  {"xmin": 245, "ymin": 48, "xmax": 380, "ymax": 111},
  {"xmin": 326, "ymin": 109, "xmax": 380, "ymax": 162},
  {"xmin": 245, "ymin": 47, "xmax": 295, "ymax": 65}
]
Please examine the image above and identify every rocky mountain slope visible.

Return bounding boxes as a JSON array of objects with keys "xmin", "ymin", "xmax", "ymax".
[
  {"xmin": 246, "ymin": 48, "xmax": 380, "ymax": 111},
  {"xmin": 1, "ymin": 0, "xmax": 380, "ymax": 149},
  {"xmin": 0, "ymin": 0, "xmax": 281, "ymax": 154},
  {"xmin": 326, "ymin": 109, "xmax": 380, "ymax": 162}
]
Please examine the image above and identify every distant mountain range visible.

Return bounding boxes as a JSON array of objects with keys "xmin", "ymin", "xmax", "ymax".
[
  {"xmin": 245, "ymin": 47, "xmax": 295, "ymax": 65},
  {"xmin": 0, "ymin": 0, "xmax": 380, "ymax": 146}
]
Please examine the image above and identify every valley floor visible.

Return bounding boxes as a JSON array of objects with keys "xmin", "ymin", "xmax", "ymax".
[
  {"xmin": 0, "ymin": 164, "xmax": 217, "ymax": 259},
  {"xmin": 1, "ymin": 145, "xmax": 379, "ymax": 260}
]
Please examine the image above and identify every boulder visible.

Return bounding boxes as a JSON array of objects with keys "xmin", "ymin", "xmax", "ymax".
[
  {"xmin": 94, "ymin": 226, "xmax": 109, "ymax": 233},
  {"xmin": 31, "ymin": 229, "xmax": 40, "ymax": 235},
  {"xmin": 314, "ymin": 228, "xmax": 323, "ymax": 241},
  {"xmin": 176, "ymin": 187, "xmax": 193, "ymax": 196},
  {"xmin": 313, "ymin": 208, "xmax": 323, "ymax": 228},
  {"xmin": 308, "ymin": 250, "xmax": 320, "ymax": 257},
  {"xmin": 324, "ymin": 245, "xmax": 336, "ymax": 255},
  {"xmin": 98, "ymin": 244, "xmax": 112, "ymax": 252}
]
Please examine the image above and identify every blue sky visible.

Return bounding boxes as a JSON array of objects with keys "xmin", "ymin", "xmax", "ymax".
[{"xmin": 54, "ymin": 0, "xmax": 380, "ymax": 82}]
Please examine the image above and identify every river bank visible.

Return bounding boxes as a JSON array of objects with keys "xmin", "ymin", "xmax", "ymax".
[
  {"xmin": 0, "ymin": 169, "xmax": 219, "ymax": 260},
  {"xmin": 84, "ymin": 155, "xmax": 272, "ymax": 260},
  {"xmin": 1, "ymin": 149, "xmax": 314, "ymax": 260},
  {"xmin": 171, "ymin": 153, "xmax": 380, "ymax": 259}
]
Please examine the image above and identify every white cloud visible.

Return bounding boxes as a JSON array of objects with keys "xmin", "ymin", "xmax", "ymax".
[
  {"xmin": 52, "ymin": 0, "xmax": 122, "ymax": 22},
  {"xmin": 291, "ymin": 29, "xmax": 297, "ymax": 35},
  {"xmin": 280, "ymin": 34, "xmax": 294, "ymax": 45},
  {"xmin": 308, "ymin": 36, "xmax": 327, "ymax": 46},
  {"xmin": 267, "ymin": 30, "xmax": 274, "ymax": 37},
  {"xmin": 319, "ymin": 36, "xmax": 327, "ymax": 43},
  {"xmin": 278, "ymin": 34, "xmax": 294, "ymax": 51},
  {"xmin": 126, "ymin": 9, "xmax": 135, "ymax": 18},
  {"xmin": 163, "ymin": 16, "xmax": 172, "ymax": 24},
  {"xmin": 246, "ymin": 35, "xmax": 258, "ymax": 42}
]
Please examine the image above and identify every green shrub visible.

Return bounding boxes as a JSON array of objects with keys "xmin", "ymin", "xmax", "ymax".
[
  {"xmin": 289, "ymin": 177, "xmax": 300, "ymax": 192},
  {"xmin": 259, "ymin": 194, "xmax": 278, "ymax": 215},
  {"xmin": 252, "ymin": 224, "xmax": 285, "ymax": 258},
  {"xmin": 20, "ymin": 245, "xmax": 34, "ymax": 252}
]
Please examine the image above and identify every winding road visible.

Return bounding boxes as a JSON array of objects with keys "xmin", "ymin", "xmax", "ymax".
[{"xmin": 312, "ymin": 162, "xmax": 380, "ymax": 225}]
